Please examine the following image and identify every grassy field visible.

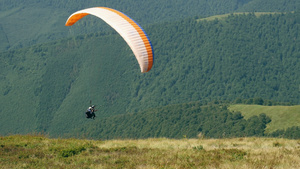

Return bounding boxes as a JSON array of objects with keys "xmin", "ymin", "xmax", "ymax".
[
  {"xmin": 228, "ymin": 105, "xmax": 300, "ymax": 133},
  {"xmin": 0, "ymin": 135, "xmax": 299, "ymax": 168}
]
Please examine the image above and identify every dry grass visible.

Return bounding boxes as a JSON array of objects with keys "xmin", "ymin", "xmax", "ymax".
[{"xmin": 0, "ymin": 135, "xmax": 299, "ymax": 168}]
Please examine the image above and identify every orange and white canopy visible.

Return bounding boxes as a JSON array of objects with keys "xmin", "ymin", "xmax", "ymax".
[{"xmin": 66, "ymin": 7, "xmax": 154, "ymax": 73}]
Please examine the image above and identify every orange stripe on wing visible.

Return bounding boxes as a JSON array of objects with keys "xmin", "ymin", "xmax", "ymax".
[
  {"xmin": 100, "ymin": 7, "xmax": 153, "ymax": 72},
  {"xmin": 66, "ymin": 13, "xmax": 90, "ymax": 26}
]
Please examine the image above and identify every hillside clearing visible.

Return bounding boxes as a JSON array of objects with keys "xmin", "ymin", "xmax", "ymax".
[
  {"xmin": 228, "ymin": 105, "xmax": 300, "ymax": 133},
  {"xmin": 198, "ymin": 12, "xmax": 285, "ymax": 21}
]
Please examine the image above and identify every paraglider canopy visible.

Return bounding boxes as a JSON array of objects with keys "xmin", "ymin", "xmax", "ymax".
[{"xmin": 65, "ymin": 7, "xmax": 154, "ymax": 73}]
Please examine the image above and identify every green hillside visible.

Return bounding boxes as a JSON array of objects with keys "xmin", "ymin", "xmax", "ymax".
[
  {"xmin": 228, "ymin": 104, "xmax": 300, "ymax": 133},
  {"xmin": 0, "ymin": 24, "xmax": 10, "ymax": 50},
  {"xmin": 0, "ymin": 32, "xmax": 134, "ymax": 134},
  {"xmin": 237, "ymin": 0, "xmax": 300, "ymax": 12},
  {"xmin": 66, "ymin": 102, "xmax": 276, "ymax": 139},
  {"xmin": 0, "ymin": 0, "xmax": 239, "ymax": 51},
  {"xmin": 1, "ymin": 0, "xmax": 299, "ymax": 51},
  {"xmin": 0, "ymin": 12, "xmax": 299, "ymax": 137}
]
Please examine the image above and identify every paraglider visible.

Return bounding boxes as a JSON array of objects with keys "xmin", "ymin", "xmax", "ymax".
[
  {"xmin": 85, "ymin": 105, "xmax": 97, "ymax": 119},
  {"xmin": 65, "ymin": 7, "xmax": 154, "ymax": 73},
  {"xmin": 66, "ymin": 7, "xmax": 154, "ymax": 119},
  {"xmin": 85, "ymin": 100, "xmax": 99, "ymax": 120}
]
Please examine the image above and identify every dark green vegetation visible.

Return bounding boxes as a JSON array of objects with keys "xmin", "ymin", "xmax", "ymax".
[
  {"xmin": 1, "ymin": 11, "xmax": 300, "ymax": 138},
  {"xmin": 0, "ymin": 1, "xmax": 300, "ymax": 139},
  {"xmin": 72, "ymin": 102, "xmax": 300, "ymax": 139},
  {"xmin": 270, "ymin": 126, "xmax": 300, "ymax": 139},
  {"xmin": 73, "ymin": 102, "xmax": 272, "ymax": 139},
  {"xmin": 0, "ymin": 0, "xmax": 299, "ymax": 51}
]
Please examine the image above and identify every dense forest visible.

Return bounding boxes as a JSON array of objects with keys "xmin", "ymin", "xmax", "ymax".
[
  {"xmin": 128, "ymin": 12, "xmax": 300, "ymax": 111},
  {"xmin": 0, "ymin": 0, "xmax": 299, "ymax": 51},
  {"xmin": 0, "ymin": 1, "xmax": 299, "ymax": 138},
  {"xmin": 67, "ymin": 101, "xmax": 300, "ymax": 139},
  {"xmin": 270, "ymin": 126, "xmax": 300, "ymax": 139},
  {"xmin": 1, "ymin": 12, "xmax": 299, "ymax": 137},
  {"xmin": 70, "ymin": 102, "xmax": 272, "ymax": 139}
]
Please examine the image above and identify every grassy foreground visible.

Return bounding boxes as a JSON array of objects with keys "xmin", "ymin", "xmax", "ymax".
[{"xmin": 0, "ymin": 135, "xmax": 299, "ymax": 168}]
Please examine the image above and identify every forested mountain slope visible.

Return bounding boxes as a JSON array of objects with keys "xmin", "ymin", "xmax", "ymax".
[
  {"xmin": 0, "ymin": 0, "xmax": 299, "ymax": 51},
  {"xmin": 67, "ymin": 102, "xmax": 300, "ymax": 139},
  {"xmin": 68, "ymin": 102, "xmax": 273, "ymax": 139},
  {"xmin": 237, "ymin": 0, "xmax": 300, "ymax": 12},
  {"xmin": 0, "ymin": 12, "xmax": 299, "ymax": 136}
]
